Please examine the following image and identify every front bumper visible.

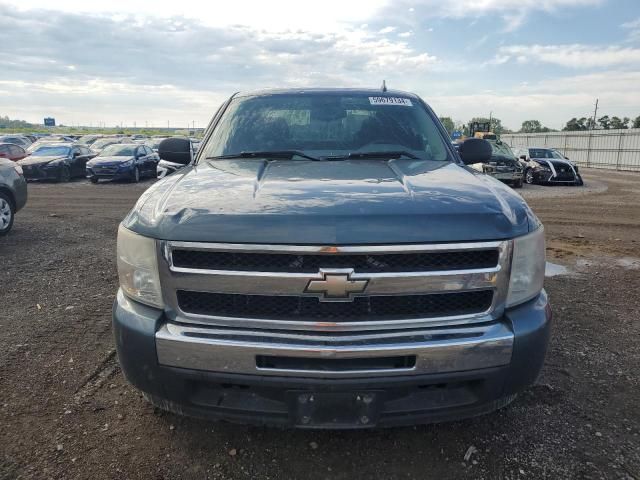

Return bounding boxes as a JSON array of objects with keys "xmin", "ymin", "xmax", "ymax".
[
  {"xmin": 113, "ymin": 290, "xmax": 552, "ymax": 428},
  {"xmin": 21, "ymin": 165, "xmax": 61, "ymax": 181},
  {"xmin": 87, "ymin": 166, "xmax": 132, "ymax": 181}
]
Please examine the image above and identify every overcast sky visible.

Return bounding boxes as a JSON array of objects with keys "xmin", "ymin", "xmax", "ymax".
[{"xmin": 1, "ymin": 0, "xmax": 639, "ymax": 130}]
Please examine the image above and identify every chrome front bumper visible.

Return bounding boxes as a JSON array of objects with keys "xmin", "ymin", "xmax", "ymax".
[{"xmin": 156, "ymin": 320, "xmax": 514, "ymax": 378}]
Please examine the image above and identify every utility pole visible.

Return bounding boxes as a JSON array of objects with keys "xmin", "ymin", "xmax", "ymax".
[
  {"xmin": 488, "ymin": 111, "xmax": 493, "ymax": 131},
  {"xmin": 591, "ymin": 99, "xmax": 599, "ymax": 130}
]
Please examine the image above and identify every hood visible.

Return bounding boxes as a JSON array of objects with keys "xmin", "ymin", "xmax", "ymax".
[
  {"xmin": 19, "ymin": 156, "xmax": 67, "ymax": 166},
  {"xmin": 88, "ymin": 156, "xmax": 133, "ymax": 166},
  {"xmin": 123, "ymin": 159, "xmax": 537, "ymax": 244}
]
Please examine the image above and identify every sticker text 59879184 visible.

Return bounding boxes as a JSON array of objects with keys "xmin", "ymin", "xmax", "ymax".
[{"xmin": 368, "ymin": 97, "xmax": 413, "ymax": 106}]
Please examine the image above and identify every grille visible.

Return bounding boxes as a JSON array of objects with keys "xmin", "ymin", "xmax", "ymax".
[
  {"xmin": 171, "ymin": 249, "xmax": 499, "ymax": 273},
  {"xmin": 93, "ymin": 166, "xmax": 118, "ymax": 174},
  {"xmin": 176, "ymin": 290, "xmax": 493, "ymax": 321}
]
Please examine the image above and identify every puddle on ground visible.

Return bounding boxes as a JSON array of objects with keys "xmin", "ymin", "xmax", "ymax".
[
  {"xmin": 616, "ymin": 257, "xmax": 640, "ymax": 269},
  {"xmin": 545, "ymin": 262, "xmax": 570, "ymax": 277}
]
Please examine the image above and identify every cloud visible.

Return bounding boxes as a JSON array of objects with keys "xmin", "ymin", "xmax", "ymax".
[
  {"xmin": 375, "ymin": 0, "xmax": 603, "ymax": 31},
  {"xmin": 622, "ymin": 17, "xmax": 640, "ymax": 42},
  {"xmin": 0, "ymin": 4, "xmax": 438, "ymax": 124},
  {"xmin": 427, "ymin": 70, "xmax": 640, "ymax": 130},
  {"xmin": 493, "ymin": 44, "xmax": 640, "ymax": 68}
]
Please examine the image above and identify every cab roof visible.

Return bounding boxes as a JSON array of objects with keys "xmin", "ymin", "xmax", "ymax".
[{"xmin": 235, "ymin": 87, "xmax": 422, "ymax": 101}]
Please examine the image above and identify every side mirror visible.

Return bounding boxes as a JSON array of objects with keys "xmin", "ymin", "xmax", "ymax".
[
  {"xmin": 158, "ymin": 137, "xmax": 192, "ymax": 165},
  {"xmin": 519, "ymin": 155, "xmax": 527, "ymax": 161},
  {"xmin": 458, "ymin": 138, "xmax": 492, "ymax": 165}
]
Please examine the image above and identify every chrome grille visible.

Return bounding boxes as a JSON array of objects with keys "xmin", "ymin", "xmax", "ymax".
[
  {"xmin": 176, "ymin": 290, "xmax": 494, "ymax": 321},
  {"xmin": 171, "ymin": 249, "xmax": 499, "ymax": 273},
  {"xmin": 158, "ymin": 241, "xmax": 512, "ymax": 332}
]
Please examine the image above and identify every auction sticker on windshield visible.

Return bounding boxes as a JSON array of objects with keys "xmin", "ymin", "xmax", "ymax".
[{"xmin": 369, "ymin": 97, "xmax": 413, "ymax": 106}]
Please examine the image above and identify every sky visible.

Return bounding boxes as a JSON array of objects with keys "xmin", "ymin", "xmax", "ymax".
[{"xmin": 1, "ymin": 0, "xmax": 639, "ymax": 130}]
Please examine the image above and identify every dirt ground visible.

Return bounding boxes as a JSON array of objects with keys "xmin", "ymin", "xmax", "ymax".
[{"xmin": 1, "ymin": 169, "xmax": 639, "ymax": 480}]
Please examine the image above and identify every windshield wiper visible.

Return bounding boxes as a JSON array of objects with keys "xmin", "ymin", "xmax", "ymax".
[
  {"xmin": 206, "ymin": 150, "xmax": 321, "ymax": 161},
  {"xmin": 323, "ymin": 150, "xmax": 419, "ymax": 160}
]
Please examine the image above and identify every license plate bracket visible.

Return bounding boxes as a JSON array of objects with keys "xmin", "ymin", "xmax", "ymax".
[{"xmin": 290, "ymin": 391, "xmax": 381, "ymax": 428}]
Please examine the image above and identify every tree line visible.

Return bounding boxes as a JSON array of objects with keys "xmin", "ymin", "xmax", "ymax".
[
  {"xmin": 438, "ymin": 115, "xmax": 640, "ymax": 135},
  {"xmin": 562, "ymin": 115, "xmax": 640, "ymax": 131}
]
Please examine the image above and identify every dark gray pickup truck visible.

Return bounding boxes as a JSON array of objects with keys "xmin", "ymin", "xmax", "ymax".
[{"xmin": 113, "ymin": 88, "xmax": 551, "ymax": 428}]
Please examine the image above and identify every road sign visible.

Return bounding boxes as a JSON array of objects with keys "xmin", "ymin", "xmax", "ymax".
[{"xmin": 44, "ymin": 117, "xmax": 56, "ymax": 127}]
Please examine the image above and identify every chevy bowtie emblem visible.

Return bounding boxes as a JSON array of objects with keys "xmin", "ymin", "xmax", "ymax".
[{"xmin": 304, "ymin": 269, "xmax": 369, "ymax": 302}]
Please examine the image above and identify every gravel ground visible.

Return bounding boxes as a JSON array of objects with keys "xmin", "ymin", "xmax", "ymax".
[{"xmin": 1, "ymin": 169, "xmax": 639, "ymax": 479}]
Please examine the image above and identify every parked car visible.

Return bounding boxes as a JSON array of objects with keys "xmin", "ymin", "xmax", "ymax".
[
  {"xmin": 90, "ymin": 137, "xmax": 125, "ymax": 154},
  {"xmin": 0, "ymin": 143, "xmax": 28, "ymax": 161},
  {"xmin": 114, "ymin": 88, "xmax": 550, "ymax": 428},
  {"xmin": 145, "ymin": 137, "xmax": 168, "ymax": 153},
  {"xmin": 86, "ymin": 143, "xmax": 159, "ymax": 183},
  {"xmin": 77, "ymin": 135, "xmax": 102, "ymax": 146},
  {"xmin": 471, "ymin": 140, "xmax": 523, "ymax": 188},
  {"xmin": 514, "ymin": 147, "xmax": 583, "ymax": 186},
  {"xmin": 0, "ymin": 157, "xmax": 28, "ymax": 235},
  {"xmin": 18, "ymin": 143, "xmax": 96, "ymax": 182},
  {"xmin": 0, "ymin": 135, "xmax": 32, "ymax": 149}
]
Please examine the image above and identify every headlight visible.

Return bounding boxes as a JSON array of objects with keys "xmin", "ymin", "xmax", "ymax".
[
  {"xmin": 119, "ymin": 159, "xmax": 134, "ymax": 168},
  {"xmin": 507, "ymin": 226, "xmax": 545, "ymax": 308},
  {"xmin": 117, "ymin": 225, "xmax": 164, "ymax": 308}
]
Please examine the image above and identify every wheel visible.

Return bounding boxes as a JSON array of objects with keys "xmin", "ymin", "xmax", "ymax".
[
  {"xmin": 513, "ymin": 178, "xmax": 523, "ymax": 189},
  {"xmin": 89, "ymin": 177, "xmax": 99, "ymax": 184},
  {"xmin": 524, "ymin": 168, "xmax": 535, "ymax": 185},
  {"xmin": 0, "ymin": 192, "xmax": 14, "ymax": 236},
  {"xmin": 58, "ymin": 166, "xmax": 71, "ymax": 183},
  {"xmin": 131, "ymin": 167, "xmax": 140, "ymax": 183}
]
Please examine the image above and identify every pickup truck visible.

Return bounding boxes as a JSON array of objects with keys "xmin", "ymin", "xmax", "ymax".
[{"xmin": 113, "ymin": 88, "xmax": 551, "ymax": 428}]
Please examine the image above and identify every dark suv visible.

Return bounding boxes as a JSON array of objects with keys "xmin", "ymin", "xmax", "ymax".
[{"xmin": 0, "ymin": 158, "xmax": 28, "ymax": 235}]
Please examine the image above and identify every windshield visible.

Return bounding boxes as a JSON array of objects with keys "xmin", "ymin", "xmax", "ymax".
[
  {"xmin": 201, "ymin": 94, "xmax": 450, "ymax": 161},
  {"xmin": 93, "ymin": 139, "xmax": 119, "ymax": 149},
  {"xmin": 99, "ymin": 145, "xmax": 136, "ymax": 157},
  {"xmin": 530, "ymin": 148, "xmax": 564, "ymax": 159},
  {"xmin": 30, "ymin": 145, "xmax": 71, "ymax": 157},
  {"xmin": 489, "ymin": 141, "xmax": 515, "ymax": 158}
]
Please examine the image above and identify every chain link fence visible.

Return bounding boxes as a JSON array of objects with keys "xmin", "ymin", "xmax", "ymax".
[{"xmin": 501, "ymin": 129, "xmax": 640, "ymax": 172}]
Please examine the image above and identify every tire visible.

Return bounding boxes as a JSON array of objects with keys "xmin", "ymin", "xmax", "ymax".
[
  {"xmin": 524, "ymin": 168, "xmax": 535, "ymax": 185},
  {"xmin": 0, "ymin": 192, "xmax": 14, "ymax": 236},
  {"xmin": 513, "ymin": 178, "xmax": 523, "ymax": 189},
  {"xmin": 58, "ymin": 166, "xmax": 71, "ymax": 183},
  {"xmin": 89, "ymin": 177, "xmax": 99, "ymax": 184},
  {"xmin": 131, "ymin": 167, "xmax": 140, "ymax": 183}
]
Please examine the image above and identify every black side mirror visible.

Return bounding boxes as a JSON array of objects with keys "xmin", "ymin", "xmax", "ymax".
[
  {"xmin": 519, "ymin": 155, "xmax": 527, "ymax": 161},
  {"xmin": 158, "ymin": 137, "xmax": 192, "ymax": 165},
  {"xmin": 458, "ymin": 138, "xmax": 492, "ymax": 165}
]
